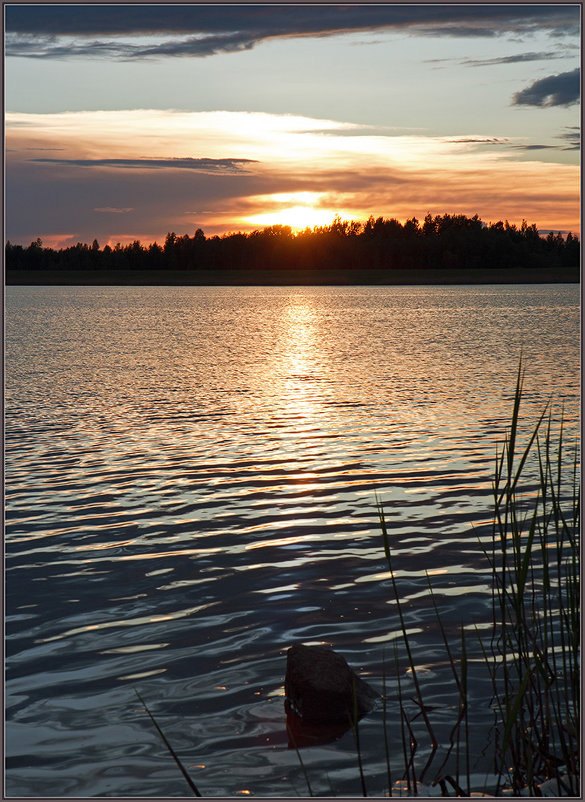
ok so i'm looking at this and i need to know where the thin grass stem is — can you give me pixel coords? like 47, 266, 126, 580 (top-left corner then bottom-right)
134, 689, 202, 797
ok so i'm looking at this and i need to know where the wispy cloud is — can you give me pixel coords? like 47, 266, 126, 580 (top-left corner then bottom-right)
510, 144, 556, 151
31, 156, 258, 173
444, 137, 509, 144
462, 51, 567, 67
5, 108, 580, 245
426, 48, 576, 69
5, 5, 580, 60
5, 31, 261, 60
445, 133, 579, 154
558, 126, 580, 150
513, 68, 581, 107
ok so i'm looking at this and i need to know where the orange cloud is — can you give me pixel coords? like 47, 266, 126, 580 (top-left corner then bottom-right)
5, 109, 580, 244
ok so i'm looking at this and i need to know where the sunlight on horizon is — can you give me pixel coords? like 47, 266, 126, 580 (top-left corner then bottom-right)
243, 190, 358, 232
5, 108, 581, 241
244, 206, 340, 231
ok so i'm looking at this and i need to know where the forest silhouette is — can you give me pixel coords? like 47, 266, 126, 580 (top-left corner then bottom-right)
5, 213, 580, 284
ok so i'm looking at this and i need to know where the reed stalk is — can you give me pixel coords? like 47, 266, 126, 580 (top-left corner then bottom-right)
286, 720, 314, 796
351, 676, 368, 796
134, 689, 202, 797
378, 497, 438, 783
145, 367, 578, 797
381, 649, 393, 795
379, 364, 579, 796
481, 367, 580, 795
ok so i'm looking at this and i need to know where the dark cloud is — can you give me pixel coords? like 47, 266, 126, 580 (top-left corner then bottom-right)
446, 132, 580, 153
512, 68, 580, 107
6, 30, 260, 60
427, 47, 575, 69
5, 157, 277, 243
462, 50, 566, 67
510, 144, 557, 150
558, 127, 580, 150
6, 142, 579, 245
447, 128, 581, 153
444, 137, 509, 144
29, 156, 258, 173
5, 5, 580, 60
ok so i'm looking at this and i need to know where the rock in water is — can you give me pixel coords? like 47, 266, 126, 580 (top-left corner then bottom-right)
285, 643, 379, 725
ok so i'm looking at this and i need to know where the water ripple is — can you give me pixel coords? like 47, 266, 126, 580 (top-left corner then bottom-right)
5, 284, 579, 797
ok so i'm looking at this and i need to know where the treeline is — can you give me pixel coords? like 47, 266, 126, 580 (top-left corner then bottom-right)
5, 213, 580, 280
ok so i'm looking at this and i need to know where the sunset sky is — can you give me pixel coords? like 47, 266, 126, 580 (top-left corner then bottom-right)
5, 3, 581, 248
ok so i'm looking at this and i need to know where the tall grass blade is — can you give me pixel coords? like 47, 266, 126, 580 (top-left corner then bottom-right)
351, 677, 368, 796
134, 689, 202, 797
286, 721, 313, 797
377, 498, 438, 781
381, 650, 393, 795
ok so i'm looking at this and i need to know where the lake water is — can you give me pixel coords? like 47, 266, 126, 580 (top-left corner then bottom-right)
5, 284, 580, 797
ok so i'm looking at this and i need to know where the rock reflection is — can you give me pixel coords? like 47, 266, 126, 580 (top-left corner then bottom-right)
285, 705, 352, 749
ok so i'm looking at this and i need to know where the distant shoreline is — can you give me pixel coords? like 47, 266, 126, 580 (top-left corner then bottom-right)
6, 266, 581, 286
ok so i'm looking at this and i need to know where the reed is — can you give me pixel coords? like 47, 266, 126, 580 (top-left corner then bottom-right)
379, 365, 580, 796
481, 365, 580, 795
286, 720, 314, 797
138, 369, 578, 797
134, 689, 202, 797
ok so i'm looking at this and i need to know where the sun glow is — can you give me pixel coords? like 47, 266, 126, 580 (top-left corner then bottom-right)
246, 205, 340, 231
243, 191, 353, 232
5, 109, 580, 242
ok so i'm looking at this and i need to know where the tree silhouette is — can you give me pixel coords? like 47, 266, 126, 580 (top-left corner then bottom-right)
5, 213, 580, 284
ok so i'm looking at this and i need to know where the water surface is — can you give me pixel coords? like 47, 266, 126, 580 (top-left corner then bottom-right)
6, 284, 580, 796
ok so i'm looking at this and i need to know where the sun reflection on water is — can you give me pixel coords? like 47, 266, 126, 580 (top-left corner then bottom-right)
5, 285, 580, 798
277, 298, 325, 422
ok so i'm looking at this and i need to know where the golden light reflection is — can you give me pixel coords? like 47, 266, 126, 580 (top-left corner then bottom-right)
117, 668, 167, 680
253, 583, 300, 594
100, 642, 169, 654
74, 538, 138, 552
35, 601, 218, 642
244, 533, 314, 551
278, 299, 323, 421
364, 629, 423, 644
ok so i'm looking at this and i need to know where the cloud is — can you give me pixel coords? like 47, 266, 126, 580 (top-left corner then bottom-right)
5, 5, 580, 60
445, 133, 578, 154
462, 51, 567, 67
558, 127, 580, 150
444, 137, 509, 144
5, 108, 580, 244
30, 156, 258, 173
5, 31, 261, 60
8, 152, 580, 245
427, 46, 577, 69
512, 68, 580, 107
510, 144, 557, 151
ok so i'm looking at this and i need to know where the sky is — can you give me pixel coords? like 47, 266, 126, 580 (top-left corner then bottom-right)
4, 3, 581, 248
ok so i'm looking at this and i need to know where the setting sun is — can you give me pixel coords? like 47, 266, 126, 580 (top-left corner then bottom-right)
243, 191, 356, 232
245, 205, 341, 231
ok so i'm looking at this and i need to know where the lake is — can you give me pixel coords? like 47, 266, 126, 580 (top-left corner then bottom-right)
5, 284, 580, 797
